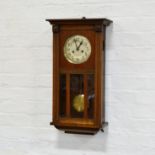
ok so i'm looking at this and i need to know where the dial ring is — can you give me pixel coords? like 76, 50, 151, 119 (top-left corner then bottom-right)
64, 35, 91, 64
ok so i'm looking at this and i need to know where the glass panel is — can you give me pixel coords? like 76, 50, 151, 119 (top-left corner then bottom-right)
87, 74, 95, 119
59, 74, 66, 117
70, 74, 84, 118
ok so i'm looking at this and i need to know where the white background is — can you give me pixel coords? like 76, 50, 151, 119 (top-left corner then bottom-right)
0, 0, 155, 155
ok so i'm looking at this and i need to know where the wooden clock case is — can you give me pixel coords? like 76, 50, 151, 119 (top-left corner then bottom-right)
46, 18, 112, 134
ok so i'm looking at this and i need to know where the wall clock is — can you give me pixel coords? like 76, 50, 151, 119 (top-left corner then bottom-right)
46, 17, 112, 134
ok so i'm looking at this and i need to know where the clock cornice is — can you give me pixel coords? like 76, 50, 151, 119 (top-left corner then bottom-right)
46, 18, 112, 26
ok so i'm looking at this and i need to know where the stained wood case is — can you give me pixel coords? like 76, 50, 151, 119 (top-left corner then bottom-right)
46, 18, 112, 134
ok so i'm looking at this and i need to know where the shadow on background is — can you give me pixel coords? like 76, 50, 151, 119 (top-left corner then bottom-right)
56, 125, 109, 152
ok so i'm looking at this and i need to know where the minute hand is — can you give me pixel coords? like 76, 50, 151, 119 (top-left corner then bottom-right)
74, 39, 78, 49
77, 41, 83, 51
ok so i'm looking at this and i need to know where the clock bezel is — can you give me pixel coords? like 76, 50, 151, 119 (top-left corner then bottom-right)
63, 34, 92, 64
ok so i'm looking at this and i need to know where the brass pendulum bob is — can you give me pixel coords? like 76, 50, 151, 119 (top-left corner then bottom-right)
73, 94, 84, 112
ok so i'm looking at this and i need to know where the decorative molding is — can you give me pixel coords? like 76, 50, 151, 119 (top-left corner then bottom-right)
94, 25, 103, 32
52, 24, 60, 33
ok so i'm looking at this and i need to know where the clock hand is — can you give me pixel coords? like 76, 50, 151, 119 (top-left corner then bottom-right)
77, 41, 83, 51
73, 39, 78, 50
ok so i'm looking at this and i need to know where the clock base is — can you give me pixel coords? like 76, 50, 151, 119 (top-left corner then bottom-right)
56, 126, 99, 135
64, 130, 96, 135
50, 121, 108, 135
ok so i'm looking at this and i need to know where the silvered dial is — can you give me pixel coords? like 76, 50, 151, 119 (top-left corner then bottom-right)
64, 35, 91, 64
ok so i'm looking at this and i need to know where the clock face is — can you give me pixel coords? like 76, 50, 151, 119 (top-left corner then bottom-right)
64, 35, 91, 64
